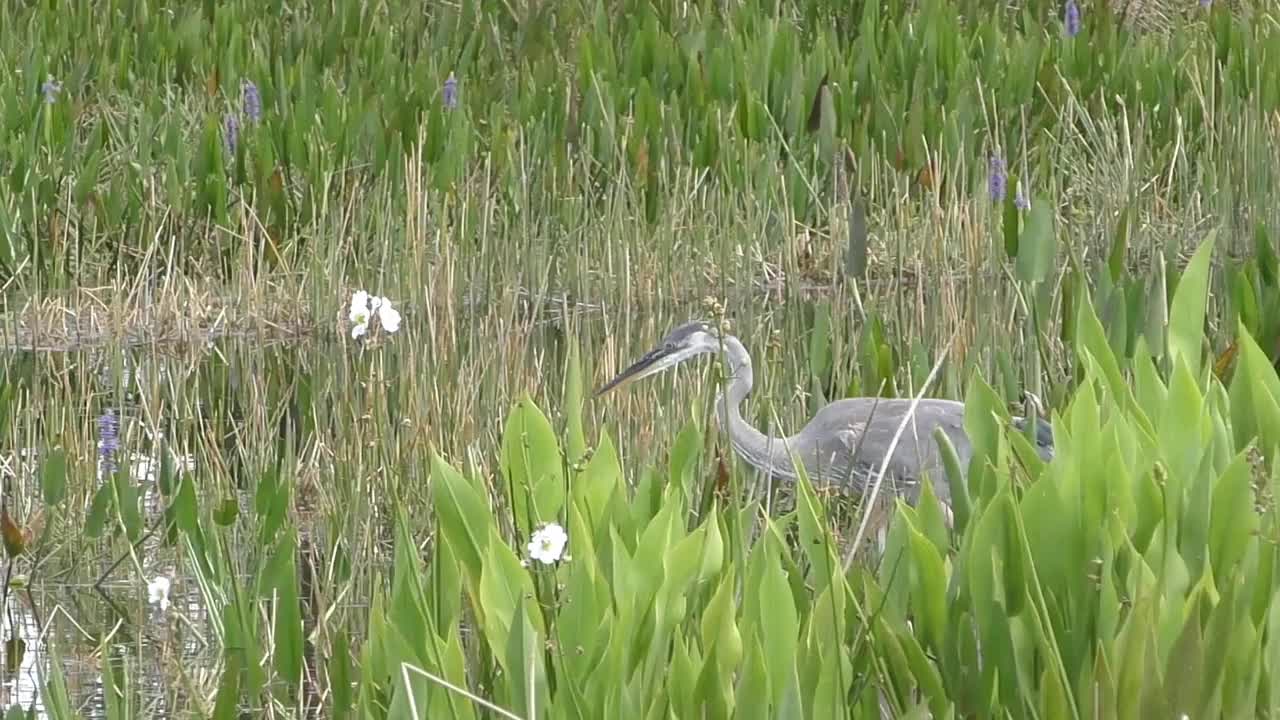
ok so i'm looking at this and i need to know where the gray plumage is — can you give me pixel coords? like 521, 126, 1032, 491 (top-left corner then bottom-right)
596, 321, 1054, 509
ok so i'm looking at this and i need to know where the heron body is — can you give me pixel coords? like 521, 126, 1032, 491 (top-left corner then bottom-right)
596, 321, 1054, 509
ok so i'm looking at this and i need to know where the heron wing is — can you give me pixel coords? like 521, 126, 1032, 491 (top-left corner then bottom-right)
805, 398, 970, 503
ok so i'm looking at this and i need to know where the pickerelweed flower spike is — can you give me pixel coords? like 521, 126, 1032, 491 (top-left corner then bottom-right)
1064, 0, 1081, 37
242, 80, 262, 123
224, 113, 240, 154
98, 409, 119, 477
1014, 180, 1030, 210
988, 155, 1007, 203
443, 72, 458, 110
41, 76, 62, 104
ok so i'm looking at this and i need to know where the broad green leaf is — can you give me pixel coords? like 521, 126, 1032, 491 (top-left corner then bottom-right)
573, 432, 622, 537
1165, 593, 1206, 718
906, 520, 947, 652
430, 452, 493, 583
1015, 199, 1055, 284
501, 395, 566, 539
477, 528, 541, 664
1168, 233, 1216, 380
759, 538, 799, 711
39, 447, 66, 506
667, 418, 703, 505
503, 597, 550, 717
84, 483, 114, 539
259, 529, 304, 693
736, 637, 772, 720
1208, 452, 1256, 582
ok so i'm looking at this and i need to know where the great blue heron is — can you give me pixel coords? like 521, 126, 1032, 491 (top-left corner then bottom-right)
596, 321, 1054, 511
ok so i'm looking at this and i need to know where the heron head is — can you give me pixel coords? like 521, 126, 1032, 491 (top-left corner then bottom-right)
595, 321, 722, 396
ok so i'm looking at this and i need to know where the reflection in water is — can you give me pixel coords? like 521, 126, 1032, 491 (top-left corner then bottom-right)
0, 597, 45, 714
1, 348, 214, 718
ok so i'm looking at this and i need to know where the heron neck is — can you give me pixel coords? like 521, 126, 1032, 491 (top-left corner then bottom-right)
714, 335, 795, 479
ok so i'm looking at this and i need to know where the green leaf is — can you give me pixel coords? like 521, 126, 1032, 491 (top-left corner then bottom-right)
1168, 233, 1216, 380
329, 632, 354, 719
258, 529, 304, 692
934, 426, 971, 535
667, 418, 703, 505
84, 483, 114, 539
736, 637, 772, 720
431, 452, 493, 584
1002, 188, 1021, 260
101, 640, 131, 720
501, 395, 566, 540
573, 432, 623, 537
477, 528, 540, 664
906, 519, 948, 652
1165, 594, 1206, 719
563, 342, 587, 463
1145, 251, 1169, 361
211, 650, 242, 720
758, 537, 799, 711
1108, 203, 1132, 282
1208, 452, 1257, 582
1015, 199, 1055, 284
213, 497, 239, 526
809, 302, 833, 392
503, 596, 550, 717
39, 447, 66, 506
113, 468, 143, 543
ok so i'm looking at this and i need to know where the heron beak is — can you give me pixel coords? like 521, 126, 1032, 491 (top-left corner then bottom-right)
594, 346, 675, 397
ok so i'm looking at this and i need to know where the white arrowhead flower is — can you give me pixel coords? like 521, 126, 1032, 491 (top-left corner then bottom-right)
527, 522, 569, 565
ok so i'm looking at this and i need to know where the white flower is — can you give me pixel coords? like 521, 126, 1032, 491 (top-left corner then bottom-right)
376, 297, 402, 333
148, 576, 171, 612
348, 290, 401, 338
349, 291, 372, 339
527, 522, 568, 565
349, 291, 371, 323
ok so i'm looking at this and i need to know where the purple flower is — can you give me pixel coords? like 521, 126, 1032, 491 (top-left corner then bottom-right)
1064, 0, 1081, 37
224, 113, 240, 154
41, 76, 62, 104
443, 72, 458, 110
988, 154, 1007, 202
242, 80, 262, 123
1014, 182, 1030, 210
98, 409, 119, 476
1200, 0, 1211, 7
